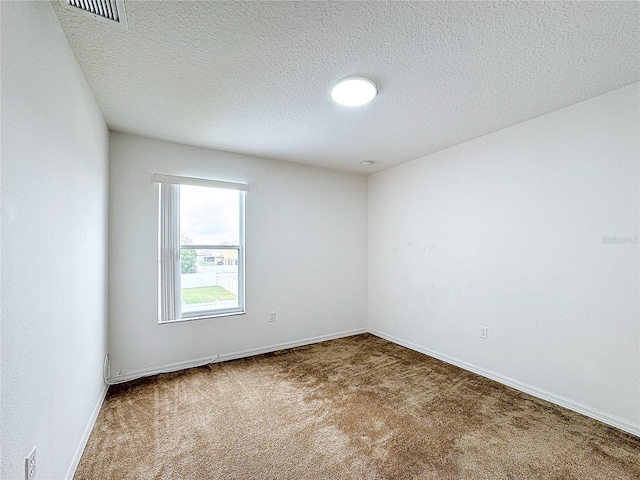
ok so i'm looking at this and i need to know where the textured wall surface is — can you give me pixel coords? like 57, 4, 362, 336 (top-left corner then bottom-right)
368, 83, 640, 433
53, 1, 639, 173
1, 2, 109, 478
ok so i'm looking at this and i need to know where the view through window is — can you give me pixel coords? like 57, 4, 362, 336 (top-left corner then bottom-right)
178, 184, 244, 318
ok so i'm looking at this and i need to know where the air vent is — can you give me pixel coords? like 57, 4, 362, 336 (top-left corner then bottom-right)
59, 0, 128, 28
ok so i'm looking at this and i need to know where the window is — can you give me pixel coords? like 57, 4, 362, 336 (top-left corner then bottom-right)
155, 174, 246, 322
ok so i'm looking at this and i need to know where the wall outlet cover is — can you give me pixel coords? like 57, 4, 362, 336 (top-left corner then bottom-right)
25, 447, 36, 480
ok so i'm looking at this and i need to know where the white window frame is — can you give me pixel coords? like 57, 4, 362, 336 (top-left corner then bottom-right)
154, 174, 247, 323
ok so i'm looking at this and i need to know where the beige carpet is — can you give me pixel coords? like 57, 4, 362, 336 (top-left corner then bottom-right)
75, 334, 639, 479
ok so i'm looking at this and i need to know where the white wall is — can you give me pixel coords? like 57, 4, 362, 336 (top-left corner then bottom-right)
368, 83, 640, 433
1, 2, 109, 479
108, 133, 367, 376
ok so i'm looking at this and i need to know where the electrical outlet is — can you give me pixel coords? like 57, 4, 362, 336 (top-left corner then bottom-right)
270, 311, 276, 322
25, 447, 36, 480
103, 353, 110, 382
480, 326, 488, 340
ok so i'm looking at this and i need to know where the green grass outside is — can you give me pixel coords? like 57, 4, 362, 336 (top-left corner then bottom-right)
182, 285, 237, 304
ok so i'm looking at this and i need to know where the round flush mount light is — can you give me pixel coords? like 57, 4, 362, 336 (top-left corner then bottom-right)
361, 160, 375, 167
331, 76, 377, 106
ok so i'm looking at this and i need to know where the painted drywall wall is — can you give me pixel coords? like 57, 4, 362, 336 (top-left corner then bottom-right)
108, 132, 367, 376
1, 1, 109, 479
368, 83, 640, 432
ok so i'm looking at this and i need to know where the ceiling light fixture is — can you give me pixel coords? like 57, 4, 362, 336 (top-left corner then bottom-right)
331, 76, 377, 107
361, 160, 375, 167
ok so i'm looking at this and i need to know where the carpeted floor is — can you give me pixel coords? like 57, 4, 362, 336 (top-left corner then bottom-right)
75, 334, 639, 479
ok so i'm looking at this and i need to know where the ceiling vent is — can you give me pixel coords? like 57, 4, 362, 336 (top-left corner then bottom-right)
58, 0, 128, 28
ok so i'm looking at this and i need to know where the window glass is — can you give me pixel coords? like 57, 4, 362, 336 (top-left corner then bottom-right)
180, 185, 239, 245
158, 180, 245, 322
179, 185, 243, 318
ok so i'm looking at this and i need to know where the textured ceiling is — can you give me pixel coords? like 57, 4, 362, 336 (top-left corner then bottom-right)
52, 1, 639, 174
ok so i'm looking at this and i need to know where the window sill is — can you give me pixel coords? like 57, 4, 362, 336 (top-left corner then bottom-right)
159, 310, 245, 324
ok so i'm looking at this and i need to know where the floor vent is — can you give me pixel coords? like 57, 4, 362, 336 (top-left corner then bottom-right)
59, 0, 128, 28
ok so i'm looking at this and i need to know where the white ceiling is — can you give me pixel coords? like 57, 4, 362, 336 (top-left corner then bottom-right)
52, 1, 639, 174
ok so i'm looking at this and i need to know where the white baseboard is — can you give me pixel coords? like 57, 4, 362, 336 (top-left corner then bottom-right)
215, 327, 368, 362
368, 328, 640, 438
65, 383, 108, 480
107, 327, 368, 385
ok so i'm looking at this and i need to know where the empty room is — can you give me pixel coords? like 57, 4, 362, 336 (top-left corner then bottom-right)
1, 1, 638, 479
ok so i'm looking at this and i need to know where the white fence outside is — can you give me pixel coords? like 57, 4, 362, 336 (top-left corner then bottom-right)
181, 265, 238, 295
